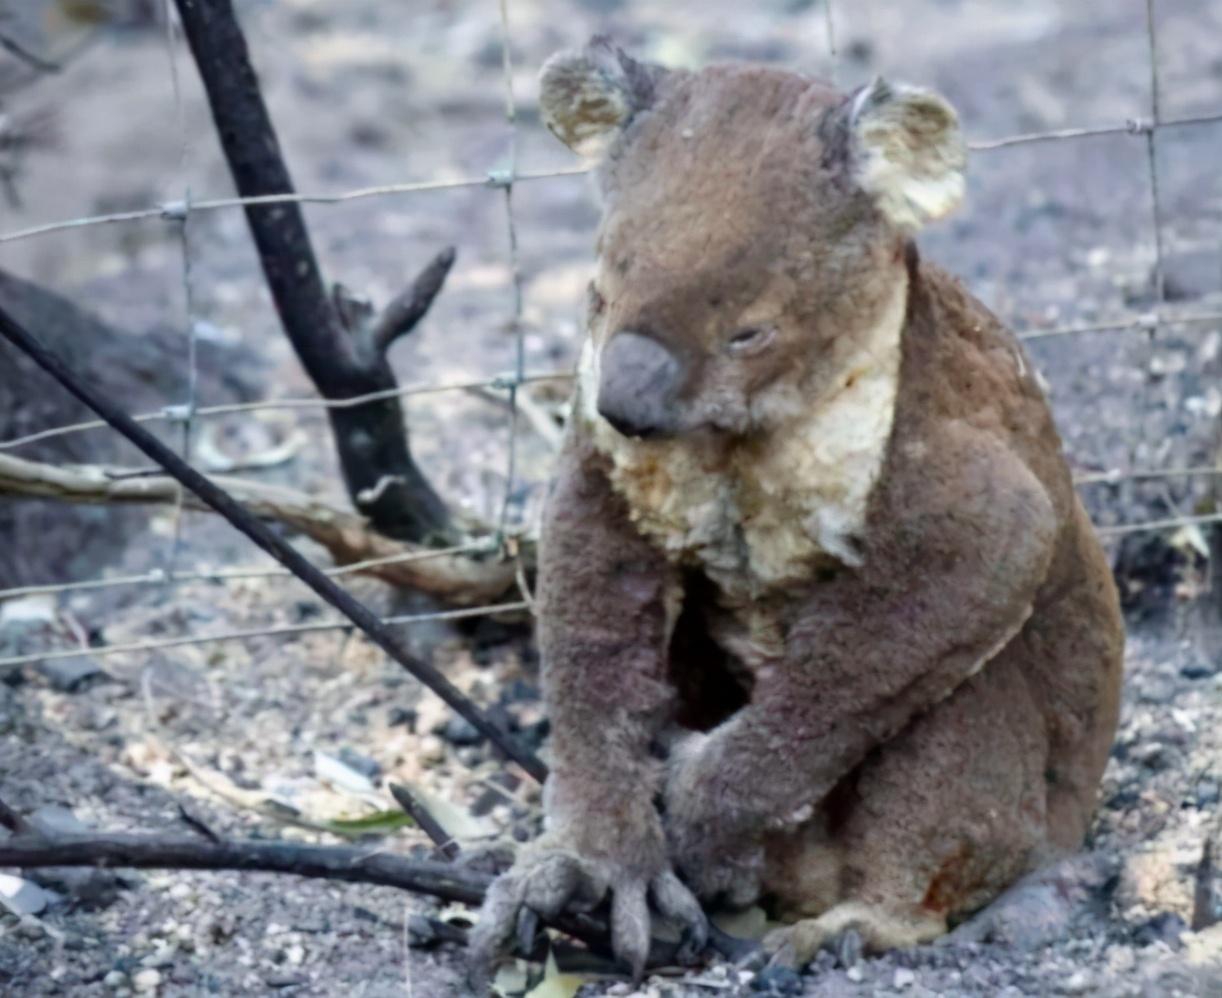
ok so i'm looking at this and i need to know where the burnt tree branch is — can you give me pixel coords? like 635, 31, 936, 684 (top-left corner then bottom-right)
389, 783, 460, 860
369, 247, 457, 357
0, 301, 546, 783
0, 818, 733, 969
171, 0, 451, 543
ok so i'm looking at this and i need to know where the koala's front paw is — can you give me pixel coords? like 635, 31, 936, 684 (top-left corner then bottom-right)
469, 836, 707, 983
665, 733, 765, 908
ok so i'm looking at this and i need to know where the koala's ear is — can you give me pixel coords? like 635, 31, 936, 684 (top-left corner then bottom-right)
539, 37, 663, 157
847, 77, 966, 230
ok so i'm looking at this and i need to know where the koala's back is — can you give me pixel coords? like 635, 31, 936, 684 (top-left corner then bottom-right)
877, 252, 1124, 848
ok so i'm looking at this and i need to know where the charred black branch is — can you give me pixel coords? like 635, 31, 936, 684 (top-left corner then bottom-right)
0, 302, 547, 784
170, 0, 451, 542
389, 783, 460, 860
369, 248, 457, 357
0, 822, 724, 969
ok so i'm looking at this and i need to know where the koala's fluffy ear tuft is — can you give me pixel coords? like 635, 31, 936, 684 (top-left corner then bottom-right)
848, 77, 966, 230
539, 37, 662, 157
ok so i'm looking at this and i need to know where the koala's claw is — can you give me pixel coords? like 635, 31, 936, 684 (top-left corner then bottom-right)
470, 844, 708, 982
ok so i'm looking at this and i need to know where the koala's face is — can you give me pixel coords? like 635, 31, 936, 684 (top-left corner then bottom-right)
540, 40, 966, 439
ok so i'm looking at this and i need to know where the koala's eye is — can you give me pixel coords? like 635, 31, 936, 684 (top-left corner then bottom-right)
587, 283, 606, 316
726, 326, 776, 356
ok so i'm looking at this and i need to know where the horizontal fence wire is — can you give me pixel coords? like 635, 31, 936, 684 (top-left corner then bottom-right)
0, 540, 495, 601
0, 600, 531, 672
1, 0, 1220, 672
2, 114, 1221, 247
0, 372, 572, 452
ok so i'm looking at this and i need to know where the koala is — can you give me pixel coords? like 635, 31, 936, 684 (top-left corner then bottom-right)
473, 38, 1124, 978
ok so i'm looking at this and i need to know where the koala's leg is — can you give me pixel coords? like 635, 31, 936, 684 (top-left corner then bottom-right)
762, 640, 1051, 967
472, 434, 705, 982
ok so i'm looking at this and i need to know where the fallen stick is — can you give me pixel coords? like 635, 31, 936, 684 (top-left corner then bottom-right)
0, 822, 738, 968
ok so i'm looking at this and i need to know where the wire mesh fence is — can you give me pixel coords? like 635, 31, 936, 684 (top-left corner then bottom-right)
0, 0, 1220, 670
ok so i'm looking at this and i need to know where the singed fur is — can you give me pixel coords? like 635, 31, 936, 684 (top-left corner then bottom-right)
578, 278, 906, 579
473, 40, 1125, 981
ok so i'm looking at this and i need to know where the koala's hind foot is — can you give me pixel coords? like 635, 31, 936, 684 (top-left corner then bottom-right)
762, 901, 946, 968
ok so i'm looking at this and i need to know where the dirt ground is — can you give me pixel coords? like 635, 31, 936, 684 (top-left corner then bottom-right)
1, 0, 1221, 995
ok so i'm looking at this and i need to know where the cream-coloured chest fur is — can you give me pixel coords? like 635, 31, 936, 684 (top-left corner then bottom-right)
577, 286, 907, 600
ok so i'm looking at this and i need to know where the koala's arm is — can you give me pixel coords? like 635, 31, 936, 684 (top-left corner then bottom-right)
667, 424, 1058, 893
535, 432, 681, 850
473, 430, 704, 979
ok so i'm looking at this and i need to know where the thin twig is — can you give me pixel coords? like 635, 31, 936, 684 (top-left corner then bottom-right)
370, 247, 457, 356
1192, 838, 1217, 932
0, 32, 60, 74
0, 797, 30, 834
389, 784, 460, 860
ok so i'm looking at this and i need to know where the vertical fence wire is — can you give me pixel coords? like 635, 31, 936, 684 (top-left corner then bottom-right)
494, 0, 527, 550
160, 0, 199, 582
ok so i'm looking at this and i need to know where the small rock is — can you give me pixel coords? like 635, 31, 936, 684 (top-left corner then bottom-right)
1133, 912, 1187, 948
103, 970, 127, 988
846, 965, 864, 983
387, 706, 417, 730
1180, 662, 1216, 681
750, 965, 803, 994
1061, 969, 1092, 994
0, 873, 53, 916
1195, 781, 1220, 809
132, 968, 161, 992
0, 595, 56, 626
337, 746, 381, 781
418, 735, 446, 765
35, 656, 108, 692
439, 715, 482, 747
893, 967, 916, 989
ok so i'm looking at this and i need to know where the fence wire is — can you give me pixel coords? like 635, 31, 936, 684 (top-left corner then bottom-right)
1, 0, 1221, 670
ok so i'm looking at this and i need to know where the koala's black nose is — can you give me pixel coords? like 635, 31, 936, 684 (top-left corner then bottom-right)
597, 331, 682, 439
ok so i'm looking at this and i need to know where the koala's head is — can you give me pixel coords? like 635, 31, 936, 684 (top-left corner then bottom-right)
540, 38, 966, 440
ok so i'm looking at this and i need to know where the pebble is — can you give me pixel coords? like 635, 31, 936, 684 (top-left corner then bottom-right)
846, 965, 865, 982
750, 965, 802, 994
386, 706, 417, 729
103, 970, 127, 988
132, 968, 162, 992
1061, 969, 1092, 994
893, 967, 916, 989
35, 657, 107, 692
440, 715, 482, 746
337, 746, 381, 781
417, 735, 446, 764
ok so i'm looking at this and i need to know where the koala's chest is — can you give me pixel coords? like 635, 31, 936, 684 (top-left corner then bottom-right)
584, 371, 899, 598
